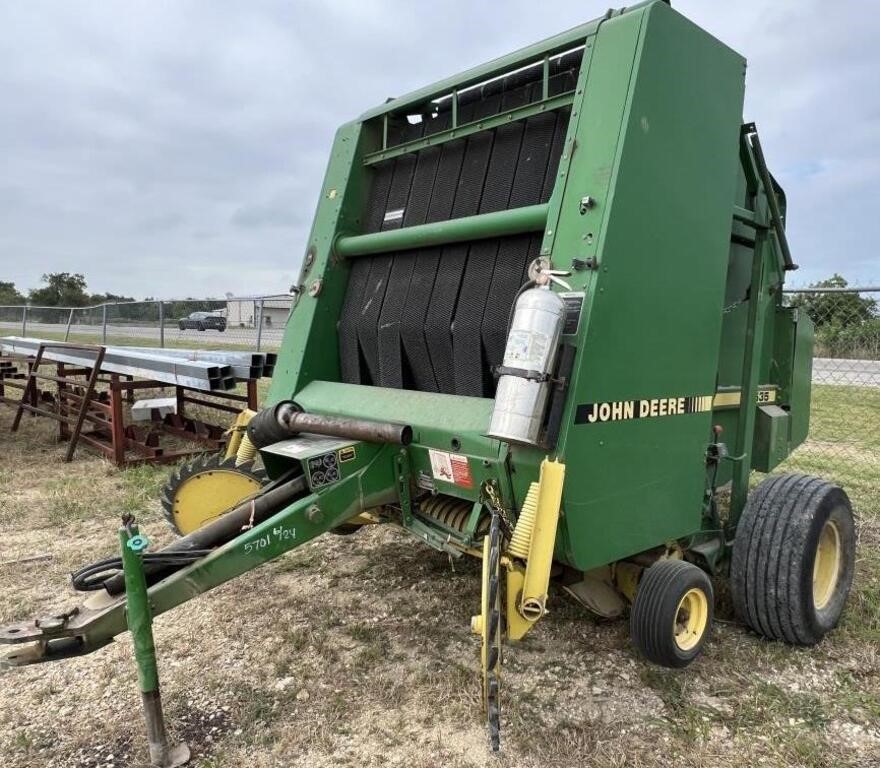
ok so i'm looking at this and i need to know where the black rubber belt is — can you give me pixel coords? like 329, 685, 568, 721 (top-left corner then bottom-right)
356, 143, 421, 383
424, 90, 501, 394
338, 160, 393, 383
377, 149, 437, 386
338, 53, 581, 394
452, 81, 531, 396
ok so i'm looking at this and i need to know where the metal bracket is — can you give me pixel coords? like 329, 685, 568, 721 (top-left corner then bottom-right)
396, 449, 413, 526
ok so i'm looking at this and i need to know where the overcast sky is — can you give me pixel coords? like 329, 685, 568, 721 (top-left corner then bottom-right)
1, 0, 877, 300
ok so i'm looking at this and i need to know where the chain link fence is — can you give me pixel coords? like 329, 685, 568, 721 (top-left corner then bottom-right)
780, 286, 879, 483
0, 295, 291, 352
1, 288, 877, 472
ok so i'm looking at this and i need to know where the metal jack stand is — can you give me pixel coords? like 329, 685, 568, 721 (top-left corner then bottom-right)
120, 516, 191, 768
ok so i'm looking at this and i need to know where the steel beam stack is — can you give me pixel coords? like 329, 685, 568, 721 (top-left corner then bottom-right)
0, 337, 255, 392
107, 347, 277, 380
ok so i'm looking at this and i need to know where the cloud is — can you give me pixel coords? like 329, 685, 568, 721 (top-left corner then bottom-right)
231, 187, 311, 230
136, 213, 185, 233
0, 0, 877, 299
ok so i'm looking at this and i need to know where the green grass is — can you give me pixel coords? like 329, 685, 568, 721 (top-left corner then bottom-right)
43, 474, 111, 524
1, 373, 877, 768
10, 328, 278, 353
805, 383, 880, 452
118, 463, 169, 513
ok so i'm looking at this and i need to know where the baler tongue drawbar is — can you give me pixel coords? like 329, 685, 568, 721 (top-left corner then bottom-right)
0, 476, 308, 665
0, 407, 414, 667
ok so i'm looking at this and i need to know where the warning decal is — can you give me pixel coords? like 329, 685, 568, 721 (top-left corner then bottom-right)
428, 449, 474, 489
559, 291, 585, 335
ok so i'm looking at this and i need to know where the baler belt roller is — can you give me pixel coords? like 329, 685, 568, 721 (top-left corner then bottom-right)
365, 90, 577, 165
334, 203, 549, 258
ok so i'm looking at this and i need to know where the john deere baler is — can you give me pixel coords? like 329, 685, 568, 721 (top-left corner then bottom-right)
1, 0, 855, 757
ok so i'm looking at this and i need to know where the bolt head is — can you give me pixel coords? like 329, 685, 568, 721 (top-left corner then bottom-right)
308, 280, 322, 297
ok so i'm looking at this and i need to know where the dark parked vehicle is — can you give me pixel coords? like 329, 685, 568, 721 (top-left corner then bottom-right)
178, 312, 227, 332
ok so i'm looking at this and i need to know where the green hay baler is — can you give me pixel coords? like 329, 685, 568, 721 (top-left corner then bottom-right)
1, 0, 855, 756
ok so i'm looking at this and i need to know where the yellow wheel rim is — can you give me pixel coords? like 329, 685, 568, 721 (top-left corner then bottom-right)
673, 588, 709, 651
813, 520, 841, 610
173, 470, 264, 535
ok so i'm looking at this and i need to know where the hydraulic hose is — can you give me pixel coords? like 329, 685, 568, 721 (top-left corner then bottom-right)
72, 551, 212, 592
79, 474, 307, 596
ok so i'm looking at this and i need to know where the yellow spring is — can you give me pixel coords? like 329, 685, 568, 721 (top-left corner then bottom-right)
508, 482, 540, 559
234, 434, 258, 466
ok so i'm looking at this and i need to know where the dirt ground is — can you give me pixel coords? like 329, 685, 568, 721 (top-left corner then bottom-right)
0, 389, 878, 768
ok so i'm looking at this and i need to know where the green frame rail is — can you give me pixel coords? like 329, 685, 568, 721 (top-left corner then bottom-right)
334, 204, 549, 258
365, 91, 576, 165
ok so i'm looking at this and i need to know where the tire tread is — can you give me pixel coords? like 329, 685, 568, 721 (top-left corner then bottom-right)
631, 559, 713, 668
731, 472, 854, 646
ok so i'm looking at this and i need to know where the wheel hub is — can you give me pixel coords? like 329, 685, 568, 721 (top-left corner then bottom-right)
673, 587, 708, 651
813, 519, 841, 610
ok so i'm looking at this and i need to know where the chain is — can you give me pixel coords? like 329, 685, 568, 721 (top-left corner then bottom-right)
486, 512, 502, 752
482, 481, 514, 535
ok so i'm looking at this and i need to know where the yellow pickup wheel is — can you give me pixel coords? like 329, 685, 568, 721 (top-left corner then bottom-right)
630, 559, 714, 668
161, 454, 268, 536
730, 473, 855, 645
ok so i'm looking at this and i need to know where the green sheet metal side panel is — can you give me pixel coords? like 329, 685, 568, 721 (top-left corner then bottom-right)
267, 121, 370, 406
293, 381, 499, 456
551, 3, 746, 570
789, 309, 814, 447
293, 381, 507, 504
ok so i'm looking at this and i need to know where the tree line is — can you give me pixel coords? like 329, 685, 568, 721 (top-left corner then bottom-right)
1, 272, 876, 354
788, 274, 878, 358
0, 273, 224, 322
0, 272, 136, 307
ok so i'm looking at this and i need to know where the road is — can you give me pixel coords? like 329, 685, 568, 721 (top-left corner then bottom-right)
812, 357, 880, 387
0, 320, 283, 350
1, 323, 878, 386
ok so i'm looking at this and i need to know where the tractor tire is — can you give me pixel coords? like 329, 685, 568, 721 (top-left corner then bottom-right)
631, 559, 714, 668
730, 473, 854, 646
178, 322, 185, 330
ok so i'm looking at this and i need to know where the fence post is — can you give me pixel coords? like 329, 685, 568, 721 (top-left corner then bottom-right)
21, 306, 27, 336
255, 298, 265, 352
158, 301, 165, 348
65, 308, 75, 341
102, 304, 108, 345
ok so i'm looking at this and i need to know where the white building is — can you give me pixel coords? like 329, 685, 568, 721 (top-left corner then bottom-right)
225, 294, 293, 328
